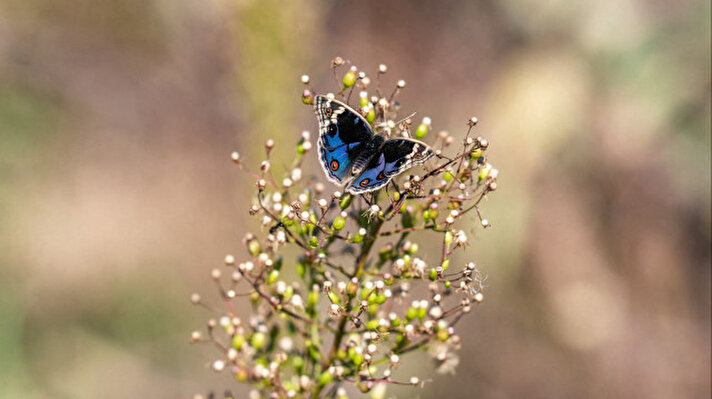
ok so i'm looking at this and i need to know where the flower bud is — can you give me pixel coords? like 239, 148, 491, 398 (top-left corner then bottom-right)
232, 333, 245, 350
250, 331, 266, 350
332, 215, 346, 230
479, 164, 492, 182
366, 106, 376, 124
415, 117, 431, 139
339, 193, 352, 209
359, 91, 369, 107
318, 369, 333, 386
342, 67, 358, 88
302, 89, 313, 105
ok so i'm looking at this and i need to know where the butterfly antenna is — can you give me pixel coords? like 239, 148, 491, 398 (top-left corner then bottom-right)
373, 112, 417, 136
395, 111, 417, 125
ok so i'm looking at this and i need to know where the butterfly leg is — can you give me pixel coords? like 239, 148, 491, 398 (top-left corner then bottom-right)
389, 179, 400, 193
359, 193, 378, 207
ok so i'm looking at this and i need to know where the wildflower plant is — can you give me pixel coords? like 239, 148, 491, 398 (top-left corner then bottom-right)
191, 58, 498, 399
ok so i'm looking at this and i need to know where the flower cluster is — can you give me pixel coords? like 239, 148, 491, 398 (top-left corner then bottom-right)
191, 58, 498, 399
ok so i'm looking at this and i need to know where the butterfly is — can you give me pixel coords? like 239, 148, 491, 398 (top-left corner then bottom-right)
314, 95, 435, 194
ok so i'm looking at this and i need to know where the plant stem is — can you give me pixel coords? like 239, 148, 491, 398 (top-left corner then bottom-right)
310, 216, 385, 399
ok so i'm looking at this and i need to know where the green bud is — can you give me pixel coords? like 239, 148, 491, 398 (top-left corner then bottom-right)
429, 268, 438, 281
479, 164, 492, 182
352, 233, 364, 244
366, 319, 379, 330
302, 89, 313, 105
339, 193, 353, 209
384, 274, 394, 285
332, 216, 346, 230
361, 288, 371, 300
442, 258, 450, 271
283, 285, 294, 301
307, 290, 319, 306
328, 291, 341, 305
366, 107, 376, 124
234, 368, 248, 382
470, 148, 483, 160
318, 370, 333, 386
282, 214, 295, 226
358, 381, 371, 393
415, 123, 429, 139
406, 306, 417, 321
374, 293, 387, 305
408, 243, 419, 254
267, 270, 280, 284
395, 333, 407, 345
417, 306, 427, 319
351, 351, 364, 367
309, 236, 319, 248
347, 280, 358, 296
448, 199, 463, 209
342, 70, 357, 88
368, 303, 380, 315
443, 170, 453, 182
232, 333, 245, 350
444, 280, 451, 288
250, 332, 266, 350
359, 95, 369, 107
297, 261, 306, 278
437, 329, 450, 341
445, 231, 453, 245
292, 354, 304, 371
248, 240, 261, 256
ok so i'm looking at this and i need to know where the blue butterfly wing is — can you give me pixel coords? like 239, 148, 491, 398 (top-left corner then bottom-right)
347, 138, 435, 194
315, 96, 375, 185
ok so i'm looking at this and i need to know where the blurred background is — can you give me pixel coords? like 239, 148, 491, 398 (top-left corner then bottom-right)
1, 0, 709, 398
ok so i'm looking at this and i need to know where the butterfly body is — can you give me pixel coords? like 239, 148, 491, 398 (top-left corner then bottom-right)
314, 95, 434, 194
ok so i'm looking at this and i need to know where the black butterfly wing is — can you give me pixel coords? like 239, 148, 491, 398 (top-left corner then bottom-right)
315, 95, 375, 185
347, 138, 435, 194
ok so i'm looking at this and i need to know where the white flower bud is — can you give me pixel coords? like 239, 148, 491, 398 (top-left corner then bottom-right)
212, 360, 225, 371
